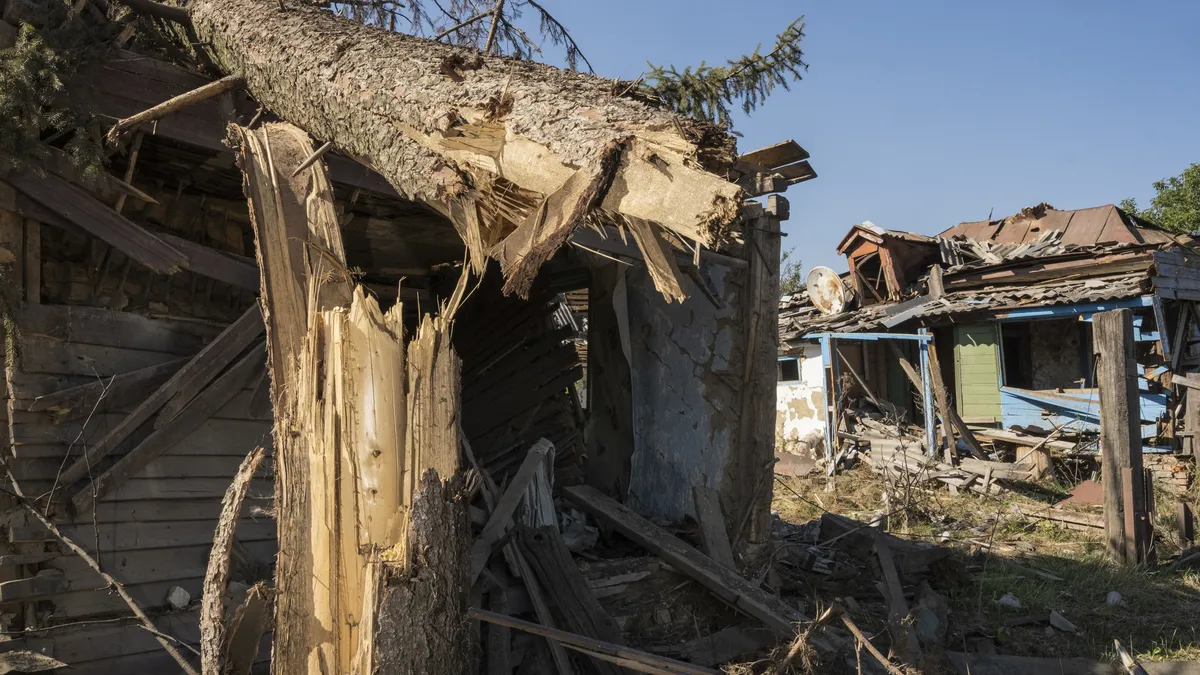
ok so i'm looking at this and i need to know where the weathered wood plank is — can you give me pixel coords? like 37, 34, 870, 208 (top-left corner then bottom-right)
157, 231, 260, 290
74, 346, 267, 510
12, 519, 275, 551
57, 304, 264, 490
1093, 309, 1145, 565
24, 358, 187, 419
16, 336, 183, 377
563, 485, 804, 634
692, 486, 737, 570
469, 440, 554, 582
12, 418, 272, 459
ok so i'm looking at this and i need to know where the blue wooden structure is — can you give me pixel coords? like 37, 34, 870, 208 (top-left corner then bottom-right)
807, 331, 936, 460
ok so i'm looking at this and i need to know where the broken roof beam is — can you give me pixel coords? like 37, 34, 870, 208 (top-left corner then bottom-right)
186, 0, 742, 295
734, 140, 816, 196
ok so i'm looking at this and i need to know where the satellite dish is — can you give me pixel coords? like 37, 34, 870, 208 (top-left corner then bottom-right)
807, 266, 850, 315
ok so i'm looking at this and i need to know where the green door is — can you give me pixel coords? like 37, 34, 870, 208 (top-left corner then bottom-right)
954, 323, 1002, 423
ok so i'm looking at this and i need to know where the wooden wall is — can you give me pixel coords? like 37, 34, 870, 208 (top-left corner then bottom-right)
0, 198, 274, 672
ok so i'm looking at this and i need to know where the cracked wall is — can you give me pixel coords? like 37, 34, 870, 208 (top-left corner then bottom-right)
624, 262, 743, 522
776, 343, 825, 454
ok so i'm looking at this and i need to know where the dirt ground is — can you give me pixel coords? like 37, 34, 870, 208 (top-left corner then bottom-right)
771, 463, 1200, 663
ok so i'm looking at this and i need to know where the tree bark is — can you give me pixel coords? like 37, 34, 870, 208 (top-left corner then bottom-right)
188, 0, 741, 297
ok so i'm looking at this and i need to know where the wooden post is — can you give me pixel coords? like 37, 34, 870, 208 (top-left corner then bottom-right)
731, 202, 783, 545
1093, 309, 1146, 565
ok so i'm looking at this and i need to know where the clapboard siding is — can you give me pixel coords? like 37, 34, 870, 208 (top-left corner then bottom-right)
16, 337, 186, 377
12, 455, 274, 481
51, 577, 207, 619
12, 418, 274, 459
66, 498, 270, 523
13, 520, 276, 550
9, 387, 264, 423
2, 299, 278, 666
48, 540, 278, 586
19, 304, 223, 353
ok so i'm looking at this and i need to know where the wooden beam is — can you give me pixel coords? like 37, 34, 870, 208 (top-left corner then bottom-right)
563, 485, 806, 635
74, 345, 265, 511
469, 439, 553, 582
57, 304, 264, 490
624, 215, 688, 303
1094, 309, 1146, 565
692, 486, 737, 570
888, 341, 985, 460
6, 168, 185, 273
470, 608, 722, 675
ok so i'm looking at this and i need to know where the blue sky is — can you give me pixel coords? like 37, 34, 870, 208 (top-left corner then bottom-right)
542, 1, 1200, 271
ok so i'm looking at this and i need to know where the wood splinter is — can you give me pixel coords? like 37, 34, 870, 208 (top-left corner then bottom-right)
107, 75, 245, 143
290, 140, 335, 177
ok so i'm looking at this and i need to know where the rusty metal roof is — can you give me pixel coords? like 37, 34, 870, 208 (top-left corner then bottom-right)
939, 203, 1175, 248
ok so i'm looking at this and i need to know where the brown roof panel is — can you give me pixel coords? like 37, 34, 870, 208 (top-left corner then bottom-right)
939, 204, 1171, 248
1058, 205, 1115, 246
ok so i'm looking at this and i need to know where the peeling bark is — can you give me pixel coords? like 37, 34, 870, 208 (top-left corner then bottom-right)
371, 471, 472, 675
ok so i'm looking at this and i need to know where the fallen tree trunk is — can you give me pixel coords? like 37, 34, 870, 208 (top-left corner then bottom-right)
188, 0, 741, 297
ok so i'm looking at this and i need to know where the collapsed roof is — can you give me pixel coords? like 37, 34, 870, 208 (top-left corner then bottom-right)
781, 204, 1193, 342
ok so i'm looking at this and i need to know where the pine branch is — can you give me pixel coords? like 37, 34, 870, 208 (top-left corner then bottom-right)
524, 0, 592, 72
641, 16, 807, 127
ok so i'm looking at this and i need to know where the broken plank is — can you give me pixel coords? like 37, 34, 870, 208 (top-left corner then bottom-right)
224, 582, 272, 675
470, 608, 721, 675
6, 168, 184, 273
157, 231, 261, 290
563, 485, 805, 635
518, 526, 625, 675
692, 486, 736, 570
469, 438, 554, 582
57, 303, 264, 489
74, 345, 266, 510
874, 536, 920, 663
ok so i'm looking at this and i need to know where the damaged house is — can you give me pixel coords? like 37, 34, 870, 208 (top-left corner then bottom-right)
0, 0, 829, 673
777, 203, 1198, 493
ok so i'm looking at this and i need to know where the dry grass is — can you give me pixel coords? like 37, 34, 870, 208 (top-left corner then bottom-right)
772, 464, 1200, 663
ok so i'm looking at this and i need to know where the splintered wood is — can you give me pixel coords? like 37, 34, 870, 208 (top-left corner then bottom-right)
237, 122, 467, 675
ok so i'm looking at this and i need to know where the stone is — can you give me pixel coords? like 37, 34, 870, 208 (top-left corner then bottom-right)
1106, 591, 1127, 607
995, 592, 1022, 610
1048, 610, 1077, 633
166, 585, 191, 610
